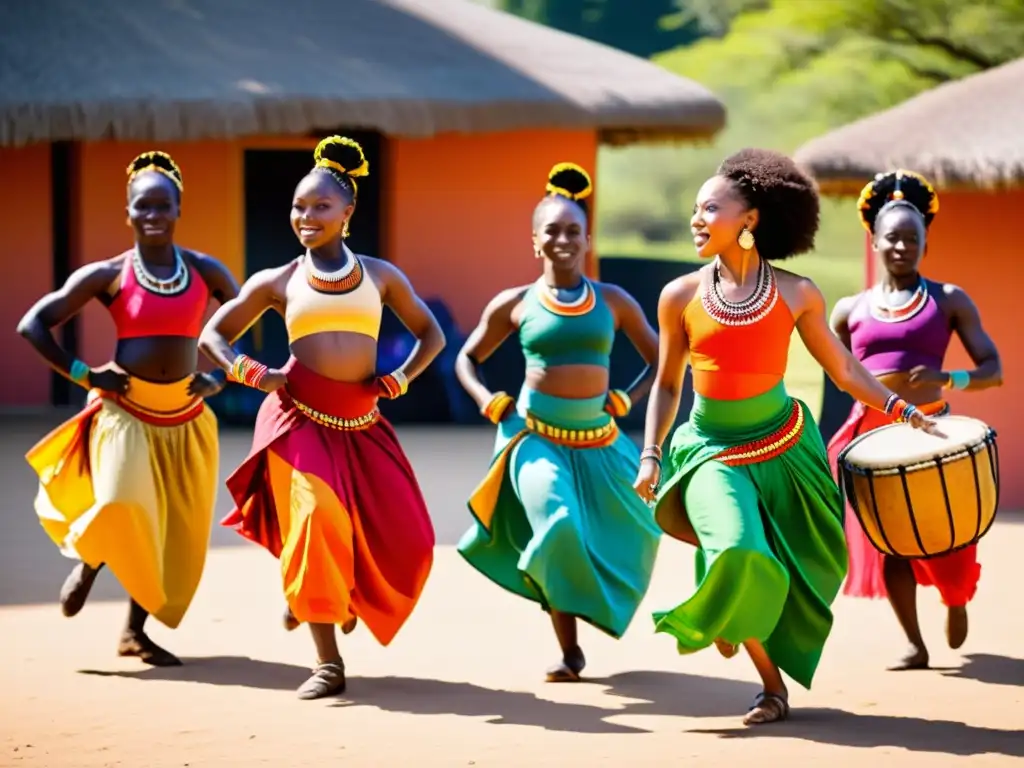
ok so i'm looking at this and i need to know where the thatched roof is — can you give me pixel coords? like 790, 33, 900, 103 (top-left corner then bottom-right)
0, 0, 725, 148
795, 56, 1024, 194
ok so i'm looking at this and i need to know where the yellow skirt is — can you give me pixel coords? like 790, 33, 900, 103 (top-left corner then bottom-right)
26, 376, 219, 629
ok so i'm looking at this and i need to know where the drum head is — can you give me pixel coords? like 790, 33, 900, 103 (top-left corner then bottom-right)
839, 415, 994, 472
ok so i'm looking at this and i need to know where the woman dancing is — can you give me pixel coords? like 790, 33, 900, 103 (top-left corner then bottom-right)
200, 136, 444, 700
827, 170, 1002, 670
457, 163, 662, 682
20, 151, 239, 666
633, 149, 940, 725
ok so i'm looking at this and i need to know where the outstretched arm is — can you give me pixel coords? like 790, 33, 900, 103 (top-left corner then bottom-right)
795, 278, 940, 433
375, 260, 446, 386
602, 284, 659, 408
454, 288, 522, 412
17, 261, 123, 390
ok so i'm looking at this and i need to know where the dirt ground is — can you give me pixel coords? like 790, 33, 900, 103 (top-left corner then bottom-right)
2, 417, 1022, 767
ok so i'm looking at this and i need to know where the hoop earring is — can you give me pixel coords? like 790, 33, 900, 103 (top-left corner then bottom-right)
738, 227, 755, 250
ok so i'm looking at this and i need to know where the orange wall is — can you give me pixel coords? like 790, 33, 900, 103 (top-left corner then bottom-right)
385, 129, 599, 331
0, 146, 53, 406
866, 190, 1024, 509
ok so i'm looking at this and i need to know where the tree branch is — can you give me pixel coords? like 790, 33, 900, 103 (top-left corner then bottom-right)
886, 24, 998, 70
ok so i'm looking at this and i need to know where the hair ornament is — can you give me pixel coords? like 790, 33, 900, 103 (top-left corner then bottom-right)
314, 136, 369, 178
126, 151, 183, 192
545, 162, 593, 202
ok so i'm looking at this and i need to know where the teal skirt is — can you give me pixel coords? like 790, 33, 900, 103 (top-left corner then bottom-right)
459, 388, 661, 638
652, 382, 848, 689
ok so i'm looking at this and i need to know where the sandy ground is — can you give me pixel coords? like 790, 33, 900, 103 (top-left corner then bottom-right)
2, 417, 1022, 767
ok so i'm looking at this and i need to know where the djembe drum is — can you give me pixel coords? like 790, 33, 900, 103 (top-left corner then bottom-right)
837, 415, 999, 558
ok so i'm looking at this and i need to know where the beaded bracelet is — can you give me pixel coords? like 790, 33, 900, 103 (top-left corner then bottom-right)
482, 391, 515, 424
229, 354, 269, 390
882, 393, 900, 416
378, 371, 409, 400
945, 370, 970, 391
640, 444, 663, 465
604, 389, 632, 418
69, 359, 91, 387
898, 403, 919, 423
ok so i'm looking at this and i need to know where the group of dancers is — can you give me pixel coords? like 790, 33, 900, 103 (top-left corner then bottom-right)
20, 138, 1002, 724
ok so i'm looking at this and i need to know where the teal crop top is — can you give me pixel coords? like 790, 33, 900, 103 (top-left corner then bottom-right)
519, 279, 614, 370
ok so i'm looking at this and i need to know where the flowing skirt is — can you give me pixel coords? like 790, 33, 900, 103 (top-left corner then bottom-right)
222, 358, 434, 646
826, 400, 980, 607
26, 376, 219, 629
652, 383, 847, 689
459, 388, 661, 639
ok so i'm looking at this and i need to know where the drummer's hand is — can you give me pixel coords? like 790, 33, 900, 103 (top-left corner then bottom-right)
907, 365, 948, 387
908, 408, 947, 438
633, 459, 662, 504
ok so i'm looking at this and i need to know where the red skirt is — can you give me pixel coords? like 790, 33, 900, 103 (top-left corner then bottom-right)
827, 400, 980, 607
223, 358, 435, 645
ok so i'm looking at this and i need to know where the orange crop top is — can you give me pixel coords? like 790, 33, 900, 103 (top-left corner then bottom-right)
107, 251, 210, 339
683, 268, 794, 400
285, 249, 383, 343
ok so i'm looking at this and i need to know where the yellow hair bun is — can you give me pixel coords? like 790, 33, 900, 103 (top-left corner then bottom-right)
126, 150, 183, 192
856, 168, 939, 232
314, 136, 369, 178
546, 162, 592, 202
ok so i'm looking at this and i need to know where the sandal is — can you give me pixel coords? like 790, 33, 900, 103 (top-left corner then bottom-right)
297, 660, 347, 700
743, 691, 789, 725
545, 646, 586, 683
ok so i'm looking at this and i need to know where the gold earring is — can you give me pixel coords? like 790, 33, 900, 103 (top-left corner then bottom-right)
342, 221, 351, 239
738, 227, 755, 250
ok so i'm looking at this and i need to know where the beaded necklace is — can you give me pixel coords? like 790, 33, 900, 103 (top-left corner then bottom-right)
304, 248, 363, 294
869, 277, 928, 323
702, 258, 778, 327
132, 246, 189, 296
535, 277, 596, 317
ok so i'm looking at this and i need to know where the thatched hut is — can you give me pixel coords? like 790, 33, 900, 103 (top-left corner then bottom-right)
0, 0, 724, 408
795, 56, 1024, 508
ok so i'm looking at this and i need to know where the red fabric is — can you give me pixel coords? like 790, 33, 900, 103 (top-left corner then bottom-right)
108, 255, 210, 339
223, 357, 435, 645
827, 401, 980, 607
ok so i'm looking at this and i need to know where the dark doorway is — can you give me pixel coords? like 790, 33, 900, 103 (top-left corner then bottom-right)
240, 132, 383, 370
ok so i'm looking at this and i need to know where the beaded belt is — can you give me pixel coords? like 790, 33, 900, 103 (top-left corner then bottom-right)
714, 400, 805, 467
292, 398, 380, 431
524, 413, 618, 449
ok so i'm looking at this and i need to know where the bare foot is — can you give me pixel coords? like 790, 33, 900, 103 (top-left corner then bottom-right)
743, 690, 789, 725
545, 645, 586, 683
59, 562, 100, 617
887, 644, 929, 671
946, 605, 968, 649
714, 637, 740, 658
117, 630, 182, 667
297, 660, 346, 700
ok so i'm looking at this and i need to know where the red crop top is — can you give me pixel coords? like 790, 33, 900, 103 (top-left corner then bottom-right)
107, 253, 210, 339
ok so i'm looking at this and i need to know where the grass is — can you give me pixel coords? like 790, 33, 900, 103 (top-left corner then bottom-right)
596, 198, 867, 415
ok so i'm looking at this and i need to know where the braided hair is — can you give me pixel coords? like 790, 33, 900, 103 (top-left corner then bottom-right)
309, 136, 369, 239
533, 162, 593, 229
126, 151, 183, 199
716, 148, 820, 261
857, 169, 939, 233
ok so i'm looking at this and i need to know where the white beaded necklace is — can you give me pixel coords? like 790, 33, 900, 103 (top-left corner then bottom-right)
132, 246, 188, 295
539, 277, 591, 308
304, 245, 357, 284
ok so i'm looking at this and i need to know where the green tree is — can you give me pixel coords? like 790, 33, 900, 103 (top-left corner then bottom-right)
496, 0, 703, 58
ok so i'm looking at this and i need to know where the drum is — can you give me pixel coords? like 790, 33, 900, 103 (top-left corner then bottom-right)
837, 415, 999, 559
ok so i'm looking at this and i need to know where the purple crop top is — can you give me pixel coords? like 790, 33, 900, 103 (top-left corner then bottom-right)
848, 288, 952, 374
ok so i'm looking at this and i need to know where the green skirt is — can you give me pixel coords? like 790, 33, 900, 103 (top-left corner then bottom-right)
652, 382, 847, 689
458, 387, 661, 639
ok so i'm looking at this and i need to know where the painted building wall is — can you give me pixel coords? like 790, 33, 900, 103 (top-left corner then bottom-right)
0, 146, 53, 406
865, 189, 1024, 508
